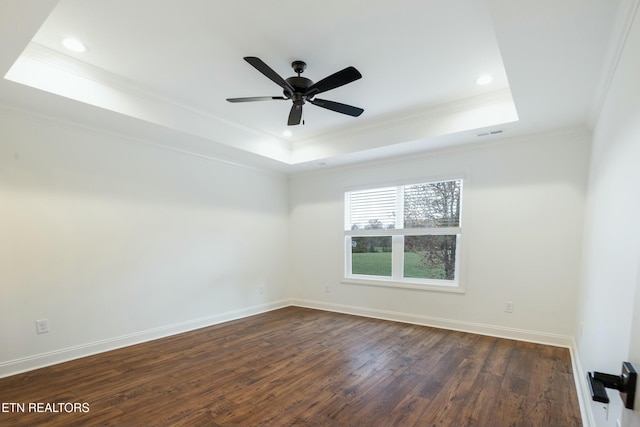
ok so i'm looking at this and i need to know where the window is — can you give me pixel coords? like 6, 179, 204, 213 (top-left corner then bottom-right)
344, 179, 463, 291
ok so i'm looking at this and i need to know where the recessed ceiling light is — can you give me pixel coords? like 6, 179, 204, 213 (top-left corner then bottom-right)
475, 74, 493, 86
282, 130, 293, 137
62, 37, 87, 53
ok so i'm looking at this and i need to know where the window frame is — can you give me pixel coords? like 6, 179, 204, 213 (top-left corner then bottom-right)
342, 177, 466, 293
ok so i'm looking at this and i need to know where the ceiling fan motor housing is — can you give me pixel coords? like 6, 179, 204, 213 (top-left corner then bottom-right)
285, 76, 313, 98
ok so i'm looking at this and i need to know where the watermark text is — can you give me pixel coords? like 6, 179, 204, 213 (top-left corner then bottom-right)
2, 402, 90, 413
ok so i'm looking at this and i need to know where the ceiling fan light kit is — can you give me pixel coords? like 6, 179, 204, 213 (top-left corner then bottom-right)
227, 57, 363, 126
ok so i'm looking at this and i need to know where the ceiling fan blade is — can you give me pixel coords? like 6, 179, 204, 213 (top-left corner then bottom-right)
306, 66, 362, 96
244, 57, 295, 95
309, 98, 364, 117
226, 96, 287, 103
288, 104, 303, 126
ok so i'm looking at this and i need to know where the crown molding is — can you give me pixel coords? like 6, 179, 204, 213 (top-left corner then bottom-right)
9, 43, 519, 168
291, 88, 516, 150
0, 100, 289, 177
289, 88, 518, 164
9, 42, 293, 163
587, 0, 640, 129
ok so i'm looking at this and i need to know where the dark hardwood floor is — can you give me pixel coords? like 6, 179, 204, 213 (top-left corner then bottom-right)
0, 306, 582, 426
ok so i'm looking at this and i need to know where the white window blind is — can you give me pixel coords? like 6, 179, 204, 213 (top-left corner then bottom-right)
346, 187, 397, 230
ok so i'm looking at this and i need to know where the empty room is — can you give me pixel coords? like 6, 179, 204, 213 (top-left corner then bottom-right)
1, 1, 640, 426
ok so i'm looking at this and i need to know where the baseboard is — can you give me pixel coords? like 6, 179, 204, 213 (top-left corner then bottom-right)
0, 299, 291, 379
1, 298, 589, 426
570, 340, 596, 427
291, 298, 574, 348
0, 297, 577, 378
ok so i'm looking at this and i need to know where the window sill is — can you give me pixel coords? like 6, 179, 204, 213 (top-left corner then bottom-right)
341, 277, 465, 294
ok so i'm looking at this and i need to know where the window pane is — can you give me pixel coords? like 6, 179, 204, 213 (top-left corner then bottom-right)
404, 180, 461, 228
404, 235, 457, 280
351, 236, 392, 276
347, 187, 397, 230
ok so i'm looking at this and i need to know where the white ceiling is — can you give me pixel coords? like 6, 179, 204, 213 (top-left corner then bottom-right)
0, 0, 623, 173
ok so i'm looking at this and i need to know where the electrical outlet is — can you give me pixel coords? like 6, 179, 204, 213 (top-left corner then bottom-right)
325, 285, 330, 293
35, 319, 49, 334
504, 301, 514, 313
258, 285, 264, 294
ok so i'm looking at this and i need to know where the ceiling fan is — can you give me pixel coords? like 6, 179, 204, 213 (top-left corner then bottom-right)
226, 57, 364, 126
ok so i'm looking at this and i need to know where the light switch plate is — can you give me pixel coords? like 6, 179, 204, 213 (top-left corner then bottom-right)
35, 319, 49, 334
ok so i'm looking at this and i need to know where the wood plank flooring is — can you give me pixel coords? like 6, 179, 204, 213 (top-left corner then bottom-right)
0, 307, 582, 426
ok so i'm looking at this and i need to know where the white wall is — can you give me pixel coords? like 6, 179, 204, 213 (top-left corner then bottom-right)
289, 131, 590, 343
0, 108, 290, 376
575, 3, 640, 426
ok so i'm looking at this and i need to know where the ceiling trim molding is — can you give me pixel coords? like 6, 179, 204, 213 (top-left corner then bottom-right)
0, 101, 288, 177
288, 89, 518, 164
21, 43, 287, 144
291, 125, 592, 178
291, 88, 516, 150
587, 0, 640, 129
8, 42, 519, 168
10, 43, 293, 162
